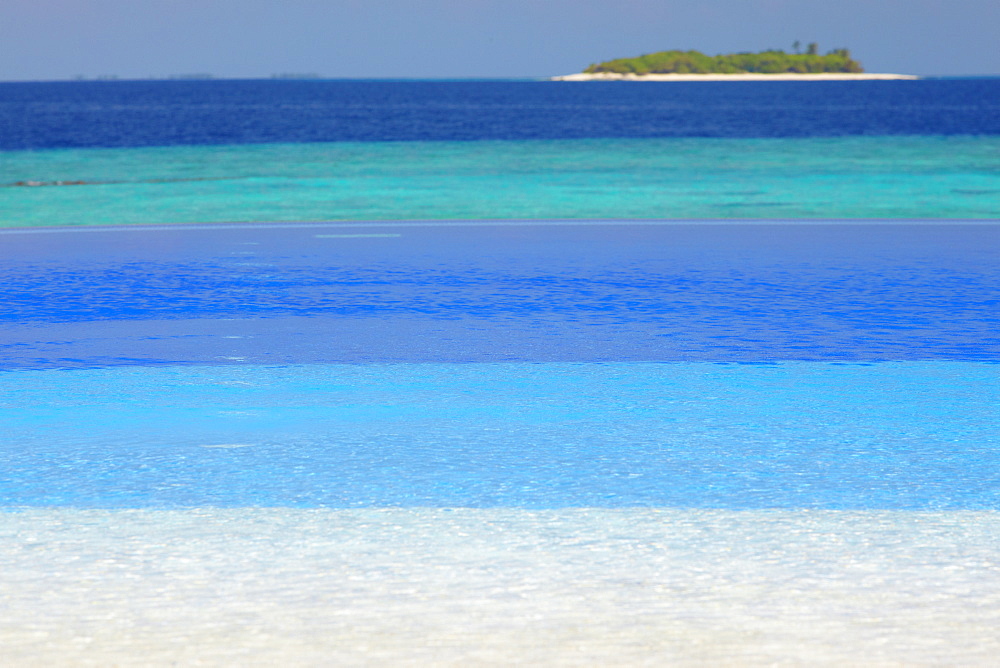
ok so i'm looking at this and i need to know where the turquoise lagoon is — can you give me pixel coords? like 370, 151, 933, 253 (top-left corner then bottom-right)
3, 136, 999, 226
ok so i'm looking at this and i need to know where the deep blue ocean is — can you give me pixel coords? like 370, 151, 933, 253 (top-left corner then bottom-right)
2, 78, 1000, 149
1, 79, 998, 509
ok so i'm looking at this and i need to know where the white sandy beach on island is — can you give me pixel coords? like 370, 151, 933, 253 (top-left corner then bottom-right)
552, 72, 921, 81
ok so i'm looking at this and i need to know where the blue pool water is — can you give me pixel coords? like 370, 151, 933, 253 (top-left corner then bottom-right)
3, 361, 998, 509
2, 222, 998, 366
1, 222, 997, 509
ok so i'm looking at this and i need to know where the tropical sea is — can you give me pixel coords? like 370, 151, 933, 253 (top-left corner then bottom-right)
1, 78, 999, 664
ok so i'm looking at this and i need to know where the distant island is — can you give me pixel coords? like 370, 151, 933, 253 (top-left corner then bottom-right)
553, 47, 919, 81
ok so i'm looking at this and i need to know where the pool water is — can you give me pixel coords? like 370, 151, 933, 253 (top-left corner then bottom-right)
1, 221, 998, 663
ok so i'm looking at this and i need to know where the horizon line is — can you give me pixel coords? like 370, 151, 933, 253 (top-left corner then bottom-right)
3, 73, 1000, 84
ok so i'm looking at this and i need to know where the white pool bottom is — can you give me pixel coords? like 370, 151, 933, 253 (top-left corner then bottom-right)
2, 509, 998, 666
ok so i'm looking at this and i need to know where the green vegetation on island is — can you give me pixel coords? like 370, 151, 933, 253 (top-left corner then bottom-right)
584, 45, 863, 75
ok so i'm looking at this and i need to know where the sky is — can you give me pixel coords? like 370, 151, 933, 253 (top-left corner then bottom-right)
2, 0, 998, 81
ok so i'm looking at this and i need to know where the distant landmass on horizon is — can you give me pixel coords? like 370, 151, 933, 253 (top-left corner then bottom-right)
581, 47, 864, 75
552, 47, 921, 81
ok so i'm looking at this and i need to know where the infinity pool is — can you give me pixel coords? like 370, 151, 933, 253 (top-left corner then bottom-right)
2, 220, 998, 664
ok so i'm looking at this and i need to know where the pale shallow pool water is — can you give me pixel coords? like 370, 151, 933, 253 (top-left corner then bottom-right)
1, 509, 999, 666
